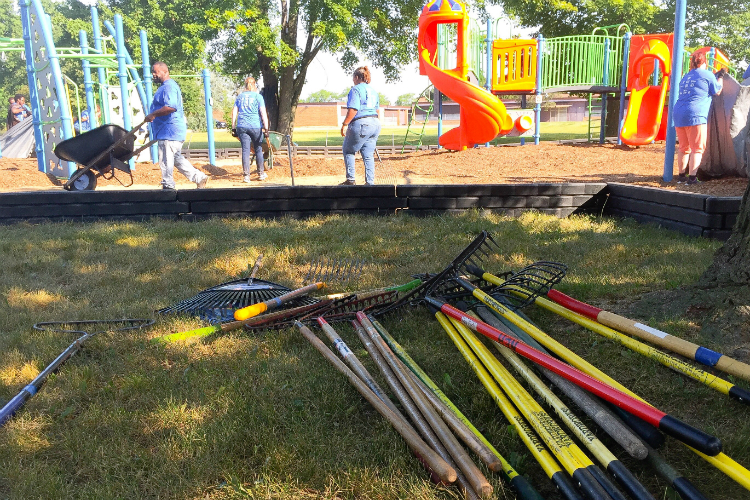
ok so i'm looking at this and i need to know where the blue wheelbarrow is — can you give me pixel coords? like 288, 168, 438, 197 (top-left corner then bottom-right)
54, 120, 156, 191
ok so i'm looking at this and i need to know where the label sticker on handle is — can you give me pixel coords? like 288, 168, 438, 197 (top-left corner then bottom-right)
634, 323, 668, 339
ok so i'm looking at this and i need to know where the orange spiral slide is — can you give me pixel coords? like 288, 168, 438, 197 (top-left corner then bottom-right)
418, 0, 513, 150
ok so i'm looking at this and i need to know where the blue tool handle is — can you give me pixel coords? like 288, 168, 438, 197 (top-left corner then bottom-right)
0, 385, 36, 427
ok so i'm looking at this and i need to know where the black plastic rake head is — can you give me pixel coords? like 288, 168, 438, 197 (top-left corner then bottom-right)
487, 261, 568, 311
244, 289, 400, 331
376, 231, 501, 315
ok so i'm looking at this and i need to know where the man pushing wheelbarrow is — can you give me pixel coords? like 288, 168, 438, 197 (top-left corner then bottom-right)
55, 61, 209, 191
145, 62, 209, 190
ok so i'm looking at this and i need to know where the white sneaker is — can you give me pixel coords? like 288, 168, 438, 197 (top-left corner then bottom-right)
258, 173, 268, 181
243, 175, 251, 183
196, 176, 209, 189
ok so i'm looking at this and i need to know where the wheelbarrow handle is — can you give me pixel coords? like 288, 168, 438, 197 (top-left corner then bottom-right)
63, 120, 151, 189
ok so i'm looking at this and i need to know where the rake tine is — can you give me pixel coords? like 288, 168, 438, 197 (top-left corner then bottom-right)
247, 254, 263, 285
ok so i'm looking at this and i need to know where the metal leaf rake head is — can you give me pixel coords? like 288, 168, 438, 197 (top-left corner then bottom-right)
303, 257, 366, 287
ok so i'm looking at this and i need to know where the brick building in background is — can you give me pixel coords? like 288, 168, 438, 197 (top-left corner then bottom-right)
295, 102, 410, 127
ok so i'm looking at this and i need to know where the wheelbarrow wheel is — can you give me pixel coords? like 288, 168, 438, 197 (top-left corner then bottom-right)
66, 170, 98, 191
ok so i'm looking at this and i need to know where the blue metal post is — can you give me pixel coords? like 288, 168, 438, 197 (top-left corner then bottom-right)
104, 20, 148, 126
437, 89, 443, 147
91, 7, 106, 126
599, 38, 610, 144
534, 35, 543, 145
485, 18, 492, 147
617, 32, 631, 145
202, 69, 216, 166
520, 95, 526, 145
114, 14, 132, 168
19, 0, 46, 170
140, 30, 158, 164
663, 0, 686, 182
79, 30, 96, 131
42, 10, 75, 176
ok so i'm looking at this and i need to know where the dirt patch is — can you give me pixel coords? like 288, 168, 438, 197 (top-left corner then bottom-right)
1, 142, 747, 196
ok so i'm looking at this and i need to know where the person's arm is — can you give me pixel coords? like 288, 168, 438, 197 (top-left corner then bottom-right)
231, 105, 238, 128
144, 105, 176, 122
340, 108, 358, 137
260, 106, 269, 132
711, 69, 724, 96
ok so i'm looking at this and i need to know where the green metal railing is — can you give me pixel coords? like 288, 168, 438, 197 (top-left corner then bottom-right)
541, 34, 625, 90
436, 19, 488, 84
401, 86, 435, 152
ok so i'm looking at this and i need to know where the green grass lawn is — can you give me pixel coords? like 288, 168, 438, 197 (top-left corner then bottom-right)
187, 121, 600, 150
0, 212, 746, 499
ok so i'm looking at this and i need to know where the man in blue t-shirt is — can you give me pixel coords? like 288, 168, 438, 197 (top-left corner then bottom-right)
145, 62, 209, 190
231, 76, 269, 182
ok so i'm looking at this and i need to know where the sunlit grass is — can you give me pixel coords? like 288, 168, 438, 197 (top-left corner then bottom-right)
0, 213, 746, 499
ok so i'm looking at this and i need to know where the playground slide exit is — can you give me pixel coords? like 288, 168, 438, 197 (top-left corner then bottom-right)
418, 0, 513, 150
620, 38, 671, 146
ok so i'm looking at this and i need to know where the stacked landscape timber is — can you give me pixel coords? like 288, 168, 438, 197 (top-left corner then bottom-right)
603, 183, 741, 240
397, 183, 606, 217
0, 183, 740, 242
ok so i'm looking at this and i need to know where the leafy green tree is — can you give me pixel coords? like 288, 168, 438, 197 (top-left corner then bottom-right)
683, 0, 750, 66
300, 89, 347, 103
493, 0, 663, 38
396, 93, 416, 106
208, 0, 424, 134
378, 92, 391, 106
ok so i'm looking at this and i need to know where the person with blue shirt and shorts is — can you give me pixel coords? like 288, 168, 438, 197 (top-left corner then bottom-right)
673, 51, 723, 185
231, 76, 269, 182
339, 66, 381, 185
145, 62, 209, 190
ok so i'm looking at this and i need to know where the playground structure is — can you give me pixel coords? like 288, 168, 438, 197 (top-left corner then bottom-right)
412, 0, 747, 157
0, 0, 216, 179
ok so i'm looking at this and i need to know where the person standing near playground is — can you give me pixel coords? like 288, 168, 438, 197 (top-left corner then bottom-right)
231, 76, 269, 183
10, 94, 31, 125
339, 66, 381, 185
6, 97, 16, 130
145, 61, 209, 190
673, 51, 723, 185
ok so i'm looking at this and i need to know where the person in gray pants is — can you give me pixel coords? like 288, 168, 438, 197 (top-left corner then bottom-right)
145, 61, 209, 190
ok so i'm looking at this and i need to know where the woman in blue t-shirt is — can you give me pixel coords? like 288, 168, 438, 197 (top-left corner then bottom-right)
339, 66, 381, 185
232, 77, 269, 182
672, 51, 723, 185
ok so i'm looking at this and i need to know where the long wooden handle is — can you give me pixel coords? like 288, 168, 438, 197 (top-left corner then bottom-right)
357, 313, 492, 499
547, 288, 750, 382
370, 318, 503, 472
234, 282, 324, 321
295, 321, 456, 484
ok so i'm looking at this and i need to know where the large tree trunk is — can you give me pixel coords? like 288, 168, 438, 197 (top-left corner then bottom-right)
700, 184, 750, 286
664, 182, 750, 359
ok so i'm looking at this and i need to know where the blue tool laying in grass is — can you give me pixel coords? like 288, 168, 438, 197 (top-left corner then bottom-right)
0, 319, 154, 428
